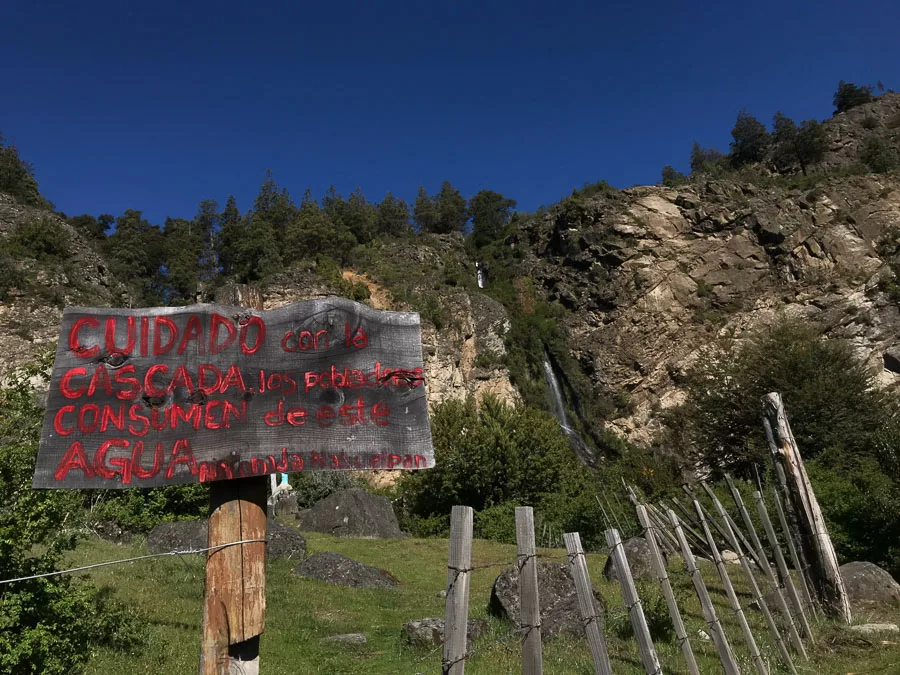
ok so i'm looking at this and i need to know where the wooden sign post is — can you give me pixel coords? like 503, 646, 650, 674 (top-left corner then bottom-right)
32, 293, 435, 673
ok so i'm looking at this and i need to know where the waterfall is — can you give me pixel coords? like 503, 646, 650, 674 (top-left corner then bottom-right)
476, 262, 485, 289
543, 354, 573, 435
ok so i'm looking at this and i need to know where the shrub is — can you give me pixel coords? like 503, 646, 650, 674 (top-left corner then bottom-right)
0, 361, 145, 672
86, 484, 209, 533
4, 217, 71, 262
860, 136, 899, 173
833, 80, 875, 114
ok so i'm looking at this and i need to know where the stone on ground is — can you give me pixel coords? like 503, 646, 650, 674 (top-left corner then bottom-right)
297, 488, 406, 538
489, 561, 604, 638
403, 618, 489, 646
840, 561, 900, 611
324, 633, 367, 645
848, 623, 899, 635
294, 551, 399, 589
602, 536, 659, 582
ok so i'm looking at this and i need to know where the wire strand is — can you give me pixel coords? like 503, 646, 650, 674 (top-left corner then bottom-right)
0, 538, 267, 586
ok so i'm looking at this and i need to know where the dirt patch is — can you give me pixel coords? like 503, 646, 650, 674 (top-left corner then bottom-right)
341, 270, 392, 310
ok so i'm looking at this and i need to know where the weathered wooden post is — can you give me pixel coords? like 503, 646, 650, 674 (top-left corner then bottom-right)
771, 481, 818, 617
694, 500, 769, 675
444, 506, 474, 675
762, 392, 851, 623
667, 510, 739, 675
637, 506, 699, 675
31, 295, 436, 675
753, 490, 813, 641
515, 507, 543, 674
564, 532, 613, 675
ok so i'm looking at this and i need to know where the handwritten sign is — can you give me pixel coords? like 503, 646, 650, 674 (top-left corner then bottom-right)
33, 298, 434, 489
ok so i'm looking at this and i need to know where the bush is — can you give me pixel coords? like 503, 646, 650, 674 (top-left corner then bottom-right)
289, 471, 358, 508
833, 80, 875, 114
3, 218, 71, 262
0, 361, 145, 673
860, 136, 899, 173
667, 319, 899, 476
85, 484, 209, 533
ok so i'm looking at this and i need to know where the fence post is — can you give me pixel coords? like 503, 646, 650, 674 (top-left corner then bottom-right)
667, 510, 740, 675
605, 528, 663, 674
771, 481, 818, 619
694, 500, 769, 675
637, 506, 699, 675
753, 490, 813, 640
444, 506, 474, 675
708, 496, 797, 674
700, 481, 766, 572
724, 478, 806, 659
515, 507, 543, 675
563, 532, 613, 675
763, 392, 852, 623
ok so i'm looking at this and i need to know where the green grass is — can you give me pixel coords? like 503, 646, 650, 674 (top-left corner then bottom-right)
69, 529, 900, 674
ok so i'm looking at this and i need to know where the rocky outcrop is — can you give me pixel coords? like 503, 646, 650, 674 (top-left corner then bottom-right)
293, 551, 399, 589
840, 561, 900, 612
296, 489, 406, 539
520, 171, 900, 444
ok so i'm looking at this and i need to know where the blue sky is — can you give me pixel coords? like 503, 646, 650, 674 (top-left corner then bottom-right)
2, 0, 898, 223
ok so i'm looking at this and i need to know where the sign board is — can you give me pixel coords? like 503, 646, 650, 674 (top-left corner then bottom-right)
33, 297, 434, 489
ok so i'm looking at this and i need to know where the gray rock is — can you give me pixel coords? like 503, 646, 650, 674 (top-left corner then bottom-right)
848, 623, 899, 635
324, 633, 367, 645
721, 550, 741, 565
404, 618, 489, 646
489, 561, 604, 638
602, 537, 659, 582
272, 491, 300, 518
294, 551, 399, 589
146, 519, 306, 559
840, 561, 900, 611
297, 489, 406, 538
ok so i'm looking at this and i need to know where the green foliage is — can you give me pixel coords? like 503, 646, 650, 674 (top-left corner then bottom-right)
570, 180, 617, 200
833, 80, 875, 114
729, 109, 770, 167
289, 472, 359, 509
860, 136, 900, 173
689, 142, 726, 174
86, 484, 209, 533
0, 249, 24, 300
668, 319, 899, 476
660, 165, 687, 187
375, 192, 411, 237
0, 132, 48, 207
102, 209, 166, 305
772, 112, 826, 175
3, 217, 71, 262
414, 182, 469, 234
398, 396, 596, 540
67, 213, 113, 241
468, 190, 516, 249
0, 361, 145, 673
162, 216, 203, 304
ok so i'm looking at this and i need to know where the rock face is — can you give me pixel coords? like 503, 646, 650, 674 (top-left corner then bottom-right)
840, 561, 900, 611
403, 618, 489, 646
297, 489, 406, 538
602, 537, 659, 582
489, 561, 604, 638
146, 519, 307, 559
293, 551, 399, 589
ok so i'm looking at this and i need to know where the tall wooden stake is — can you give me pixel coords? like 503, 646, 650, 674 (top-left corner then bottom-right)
637, 506, 699, 675
667, 509, 740, 675
515, 507, 543, 674
201, 287, 268, 675
564, 532, 613, 675
444, 505, 474, 675
762, 392, 852, 623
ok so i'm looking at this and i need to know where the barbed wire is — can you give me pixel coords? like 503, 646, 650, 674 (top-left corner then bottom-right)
0, 538, 267, 586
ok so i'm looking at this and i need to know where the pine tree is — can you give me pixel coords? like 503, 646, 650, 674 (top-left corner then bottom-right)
468, 190, 516, 248
103, 210, 166, 305
163, 216, 203, 304
833, 81, 875, 114
729, 110, 770, 167
216, 195, 244, 278
375, 192, 411, 236
345, 187, 377, 244
413, 186, 438, 232
194, 199, 219, 286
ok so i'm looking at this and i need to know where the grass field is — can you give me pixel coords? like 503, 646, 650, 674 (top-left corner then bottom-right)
69, 527, 900, 674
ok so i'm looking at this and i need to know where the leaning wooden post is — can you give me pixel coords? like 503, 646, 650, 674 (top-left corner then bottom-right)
700, 481, 766, 572
637, 506, 699, 675
515, 507, 543, 675
564, 532, 613, 675
694, 500, 769, 675
753, 490, 813, 642
762, 392, 852, 624
444, 505, 474, 675
667, 510, 740, 675
605, 528, 662, 675
201, 286, 268, 675
725, 476, 807, 659
709, 496, 798, 673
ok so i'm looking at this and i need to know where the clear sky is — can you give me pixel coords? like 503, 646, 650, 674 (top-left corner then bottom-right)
2, 0, 898, 224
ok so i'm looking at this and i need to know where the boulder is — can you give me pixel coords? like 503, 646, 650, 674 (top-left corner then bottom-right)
602, 537, 659, 582
489, 561, 604, 638
721, 550, 741, 565
840, 561, 900, 611
848, 623, 899, 636
271, 491, 300, 519
297, 489, 406, 538
146, 519, 306, 559
324, 633, 367, 646
294, 551, 399, 589
403, 618, 489, 646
